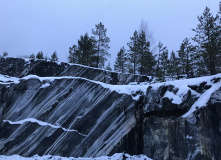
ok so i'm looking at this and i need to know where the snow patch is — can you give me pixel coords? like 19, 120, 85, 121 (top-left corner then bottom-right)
0, 74, 20, 84
40, 82, 51, 88
186, 135, 193, 140
0, 153, 152, 160
3, 118, 86, 136
147, 74, 221, 117
182, 78, 221, 118
21, 75, 148, 100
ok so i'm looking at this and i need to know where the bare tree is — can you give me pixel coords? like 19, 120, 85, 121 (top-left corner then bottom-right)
139, 20, 157, 54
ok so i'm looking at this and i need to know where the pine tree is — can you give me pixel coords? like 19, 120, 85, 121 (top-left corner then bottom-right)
138, 30, 149, 74
156, 42, 167, 77
127, 29, 156, 75
3, 52, 8, 57
127, 62, 134, 74
138, 30, 156, 75
68, 33, 96, 66
92, 22, 110, 68
168, 51, 180, 79
77, 33, 96, 66
178, 43, 186, 74
114, 46, 127, 73
142, 52, 156, 76
192, 7, 221, 75
160, 47, 169, 76
68, 45, 79, 63
50, 51, 59, 61
105, 62, 112, 71
127, 30, 139, 74
178, 38, 194, 74
156, 42, 168, 77
29, 53, 35, 59
36, 51, 44, 59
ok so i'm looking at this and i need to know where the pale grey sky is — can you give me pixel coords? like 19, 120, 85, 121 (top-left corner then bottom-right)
0, 0, 219, 67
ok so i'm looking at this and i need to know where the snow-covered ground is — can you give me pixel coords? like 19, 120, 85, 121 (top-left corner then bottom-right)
0, 153, 152, 160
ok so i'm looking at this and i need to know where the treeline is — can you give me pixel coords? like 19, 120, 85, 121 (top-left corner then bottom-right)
114, 6, 221, 77
67, 6, 221, 78
29, 51, 59, 61
3, 6, 220, 78
1, 51, 59, 62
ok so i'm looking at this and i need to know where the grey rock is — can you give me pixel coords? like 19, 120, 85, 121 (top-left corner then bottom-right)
0, 57, 149, 85
0, 58, 221, 160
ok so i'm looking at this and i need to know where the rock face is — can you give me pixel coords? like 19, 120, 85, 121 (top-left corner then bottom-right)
142, 87, 221, 160
0, 57, 221, 160
0, 58, 149, 84
0, 78, 137, 157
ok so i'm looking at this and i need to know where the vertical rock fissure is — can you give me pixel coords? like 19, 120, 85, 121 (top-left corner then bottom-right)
134, 95, 145, 155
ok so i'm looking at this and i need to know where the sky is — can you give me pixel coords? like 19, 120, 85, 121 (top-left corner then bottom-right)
0, 0, 220, 68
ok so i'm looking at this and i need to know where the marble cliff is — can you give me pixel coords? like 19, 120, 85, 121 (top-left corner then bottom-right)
0, 58, 221, 160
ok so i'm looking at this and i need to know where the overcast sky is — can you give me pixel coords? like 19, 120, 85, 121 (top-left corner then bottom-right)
0, 0, 220, 67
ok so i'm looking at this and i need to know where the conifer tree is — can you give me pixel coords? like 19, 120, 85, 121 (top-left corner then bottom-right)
127, 30, 139, 74
114, 46, 127, 73
156, 42, 166, 77
68, 45, 79, 63
156, 42, 168, 77
3, 52, 8, 57
68, 33, 96, 67
178, 43, 186, 74
138, 30, 156, 75
127, 29, 156, 75
92, 22, 110, 68
160, 47, 169, 76
168, 51, 179, 79
36, 51, 44, 59
50, 51, 59, 61
138, 30, 149, 74
192, 7, 221, 75
29, 53, 35, 59
178, 38, 194, 74
127, 62, 134, 74
105, 62, 112, 71
77, 33, 96, 66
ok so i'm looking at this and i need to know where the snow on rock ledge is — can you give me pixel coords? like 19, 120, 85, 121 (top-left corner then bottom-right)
144, 73, 221, 117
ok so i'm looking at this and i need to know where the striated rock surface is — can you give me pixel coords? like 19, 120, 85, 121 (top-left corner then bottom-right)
0, 57, 149, 84
0, 77, 137, 157
0, 58, 221, 160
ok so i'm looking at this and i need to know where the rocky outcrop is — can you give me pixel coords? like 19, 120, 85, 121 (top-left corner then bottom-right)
0, 77, 137, 157
110, 76, 221, 160
0, 57, 149, 84
0, 58, 221, 160
143, 88, 221, 160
